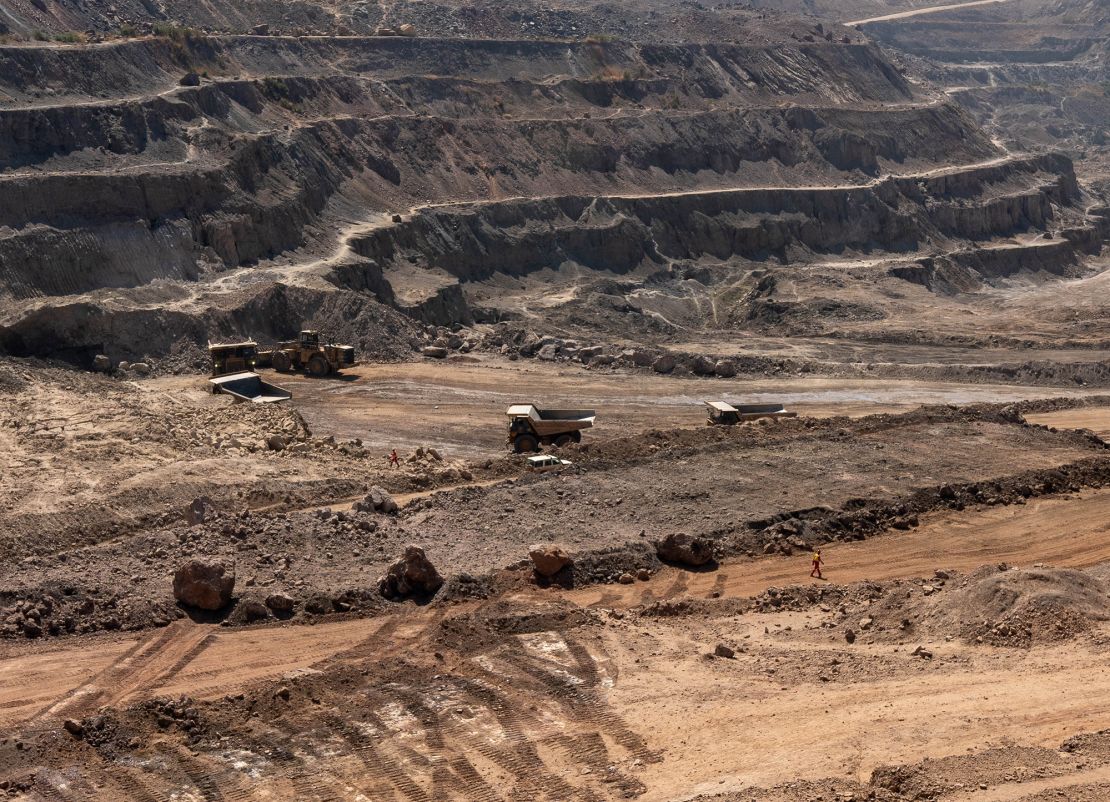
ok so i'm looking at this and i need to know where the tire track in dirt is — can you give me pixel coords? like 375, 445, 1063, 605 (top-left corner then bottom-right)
501, 638, 657, 764
447, 669, 595, 802
24, 624, 182, 725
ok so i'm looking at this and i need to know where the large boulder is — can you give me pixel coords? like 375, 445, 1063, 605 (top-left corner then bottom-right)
378, 546, 444, 600
173, 561, 235, 610
536, 343, 559, 361
656, 533, 714, 567
265, 593, 296, 613
691, 355, 716, 375
652, 354, 676, 374
529, 544, 571, 577
422, 346, 448, 359
714, 359, 738, 378
355, 486, 398, 514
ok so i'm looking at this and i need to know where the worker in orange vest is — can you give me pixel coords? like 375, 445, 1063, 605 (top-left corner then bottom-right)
810, 550, 823, 579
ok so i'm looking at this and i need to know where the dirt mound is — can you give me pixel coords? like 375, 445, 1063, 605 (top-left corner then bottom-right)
945, 566, 1110, 646
850, 566, 1110, 647
432, 598, 592, 652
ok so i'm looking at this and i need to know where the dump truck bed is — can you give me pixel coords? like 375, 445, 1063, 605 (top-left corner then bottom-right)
209, 371, 292, 404
507, 404, 596, 436
705, 400, 797, 421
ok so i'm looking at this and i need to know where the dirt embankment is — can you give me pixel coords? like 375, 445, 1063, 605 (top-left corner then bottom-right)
2, 400, 1107, 642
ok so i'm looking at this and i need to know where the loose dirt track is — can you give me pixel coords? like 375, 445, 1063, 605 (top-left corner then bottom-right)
5, 488, 1110, 738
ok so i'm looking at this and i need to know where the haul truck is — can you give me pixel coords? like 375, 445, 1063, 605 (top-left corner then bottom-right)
704, 400, 796, 425
507, 404, 595, 453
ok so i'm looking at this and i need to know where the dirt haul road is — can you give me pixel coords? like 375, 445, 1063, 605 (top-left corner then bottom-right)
4, 488, 1110, 735
249, 361, 1101, 457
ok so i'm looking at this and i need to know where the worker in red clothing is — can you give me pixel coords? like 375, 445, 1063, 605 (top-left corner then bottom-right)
810, 549, 823, 579
388, 448, 399, 468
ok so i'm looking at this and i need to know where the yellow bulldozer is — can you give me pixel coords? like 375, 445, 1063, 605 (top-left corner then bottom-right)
263, 330, 356, 377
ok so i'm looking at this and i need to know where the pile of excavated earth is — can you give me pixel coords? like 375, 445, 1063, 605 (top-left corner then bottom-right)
0, 0, 1109, 798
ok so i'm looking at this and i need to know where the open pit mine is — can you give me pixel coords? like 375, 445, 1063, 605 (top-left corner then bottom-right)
0, 0, 1108, 799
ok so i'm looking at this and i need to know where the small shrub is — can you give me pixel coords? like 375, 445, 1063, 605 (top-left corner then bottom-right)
153, 22, 201, 42
53, 31, 86, 43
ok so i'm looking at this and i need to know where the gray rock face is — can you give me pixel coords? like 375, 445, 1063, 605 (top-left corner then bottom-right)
378, 545, 444, 600
656, 532, 714, 566
173, 561, 235, 611
529, 544, 571, 577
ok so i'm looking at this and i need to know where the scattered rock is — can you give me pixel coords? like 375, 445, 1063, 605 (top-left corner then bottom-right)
92, 354, 111, 372
844, 628, 856, 644
378, 545, 444, 600
63, 719, 84, 738
173, 561, 235, 611
714, 643, 736, 659
618, 572, 635, 584
422, 346, 448, 359
131, 362, 151, 376
529, 544, 571, 577
912, 645, 934, 659
179, 72, 200, 87
355, 486, 398, 514
858, 616, 873, 631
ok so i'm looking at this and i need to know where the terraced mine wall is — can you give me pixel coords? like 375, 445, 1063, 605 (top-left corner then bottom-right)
0, 33, 1104, 360
343, 153, 1096, 322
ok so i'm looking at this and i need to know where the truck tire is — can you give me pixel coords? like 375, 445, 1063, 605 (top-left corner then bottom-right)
554, 434, 574, 447
307, 355, 330, 377
514, 434, 539, 453
272, 351, 292, 372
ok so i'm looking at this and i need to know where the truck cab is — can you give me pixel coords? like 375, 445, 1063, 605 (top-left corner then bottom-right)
208, 341, 261, 377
